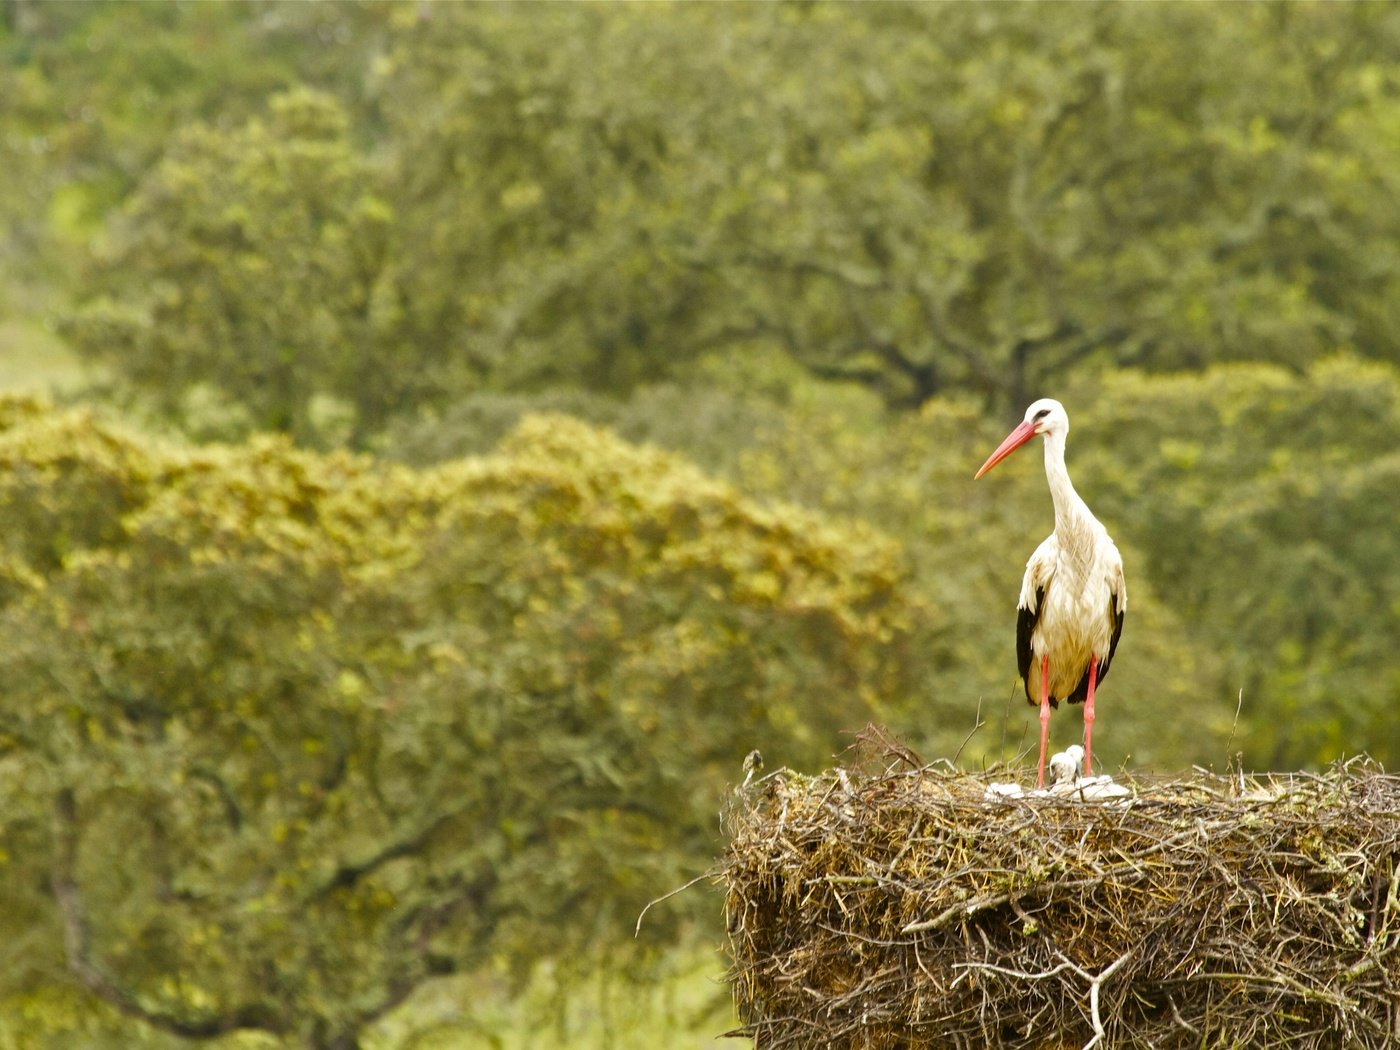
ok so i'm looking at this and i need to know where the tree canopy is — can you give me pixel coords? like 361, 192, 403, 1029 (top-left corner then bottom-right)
0, 398, 921, 1048
43, 1, 1400, 429
5, 2, 1400, 1046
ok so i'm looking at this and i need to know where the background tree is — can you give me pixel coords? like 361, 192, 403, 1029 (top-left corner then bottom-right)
0, 399, 923, 1048
62, 89, 400, 443
7, 3, 1400, 1045
1072, 356, 1400, 769
53, 2, 1400, 428
49, 2, 1400, 428
369, 1, 1400, 413
704, 386, 1227, 771
0, 1, 393, 313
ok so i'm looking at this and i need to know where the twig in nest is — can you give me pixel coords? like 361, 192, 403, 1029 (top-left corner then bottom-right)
1225, 687, 1244, 764
843, 722, 923, 770
952, 948, 1133, 1050
953, 695, 985, 765
634, 871, 711, 938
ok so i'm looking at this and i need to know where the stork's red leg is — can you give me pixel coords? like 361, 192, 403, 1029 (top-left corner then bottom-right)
1036, 654, 1051, 788
1083, 657, 1099, 776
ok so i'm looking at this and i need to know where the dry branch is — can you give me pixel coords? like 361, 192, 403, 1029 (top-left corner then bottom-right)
720, 760, 1400, 1049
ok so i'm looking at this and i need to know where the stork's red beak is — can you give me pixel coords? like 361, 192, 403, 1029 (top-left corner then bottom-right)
974, 420, 1038, 479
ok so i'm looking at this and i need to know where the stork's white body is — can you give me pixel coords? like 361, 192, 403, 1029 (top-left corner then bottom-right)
1019, 424, 1126, 705
975, 399, 1126, 786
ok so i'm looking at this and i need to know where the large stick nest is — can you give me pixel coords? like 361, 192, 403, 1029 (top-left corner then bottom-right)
721, 752, 1400, 1049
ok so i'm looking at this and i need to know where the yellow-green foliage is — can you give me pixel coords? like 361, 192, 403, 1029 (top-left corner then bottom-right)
63, 88, 394, 444
0, 398, 922, 1047
722, 393, 1224, 770
1074, 358, 1400, 767
43, 1, 1400, 438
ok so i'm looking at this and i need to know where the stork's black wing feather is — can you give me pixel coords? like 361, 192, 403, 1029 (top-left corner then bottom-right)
1098, 591, 1126, 683
1016, 586, 1043, 707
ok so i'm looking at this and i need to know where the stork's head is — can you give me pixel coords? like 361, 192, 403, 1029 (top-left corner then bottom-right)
974, 398, 1068, 479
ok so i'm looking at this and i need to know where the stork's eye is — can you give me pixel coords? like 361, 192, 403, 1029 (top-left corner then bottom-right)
1033, 408, 1051, 421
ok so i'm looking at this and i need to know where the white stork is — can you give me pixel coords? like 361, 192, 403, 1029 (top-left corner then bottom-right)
974, 399, 1126, 788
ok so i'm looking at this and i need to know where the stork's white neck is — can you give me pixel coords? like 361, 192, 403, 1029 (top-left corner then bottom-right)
1042, 428, 1096, 534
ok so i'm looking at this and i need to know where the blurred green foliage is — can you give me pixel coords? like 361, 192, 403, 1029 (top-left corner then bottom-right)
0, 399, 918, 1048
63, 87, 396, 441
5, 1, 1400, 1046
1075, 358, 1400, 768
39, 0, 1400, 425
